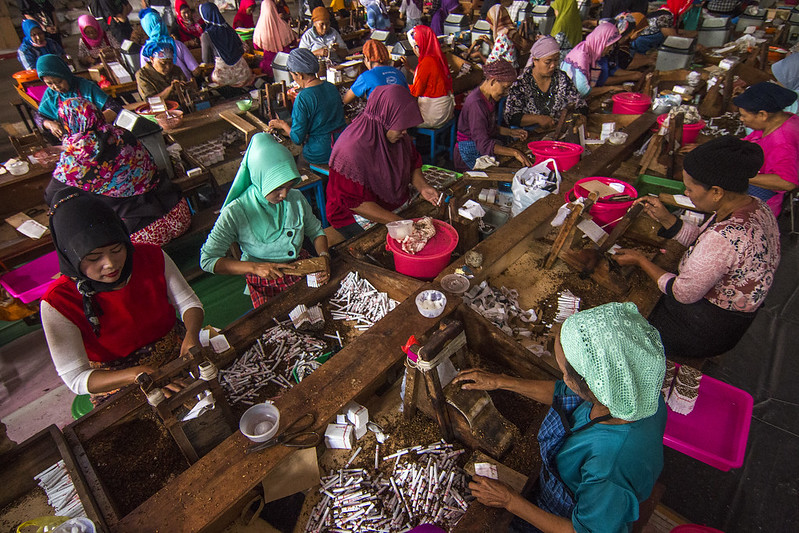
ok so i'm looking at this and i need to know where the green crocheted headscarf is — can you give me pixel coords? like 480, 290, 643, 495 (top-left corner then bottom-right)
561, 302, 665, 421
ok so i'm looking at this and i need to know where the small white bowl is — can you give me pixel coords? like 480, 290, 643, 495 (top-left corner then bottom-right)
608, 132, 628, 145
415, 290, 447, 318
239, 402, 280, 443
5, 160, 29, 176
387, 220, 414, 241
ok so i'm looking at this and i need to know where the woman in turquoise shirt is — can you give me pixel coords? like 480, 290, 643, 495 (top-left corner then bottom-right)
268, 47, 346, 166
453, 302, 667, 533
200, 133, 330, 308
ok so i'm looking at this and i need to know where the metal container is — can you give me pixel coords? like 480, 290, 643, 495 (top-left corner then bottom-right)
115, 109, 174, 179
735, 9, 766, 33
370, 29, 398, 46
531, 6, 555, 36
788, 7, 799, 45
655, 36, 696, 72
271, 51, 292, 85
471, 20, 492, 57
697, 16, 732, 48
443, 13, 470, 36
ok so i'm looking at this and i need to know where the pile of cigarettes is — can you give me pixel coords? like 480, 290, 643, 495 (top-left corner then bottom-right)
463, 281, 537, 336
304, 441, 472, 532
35, 460, 86, 518
219, 323, 329, 405
329, 272, 399, 331
554, 290, 581, 323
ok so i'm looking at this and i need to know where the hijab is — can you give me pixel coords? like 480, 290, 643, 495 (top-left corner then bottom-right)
48, 188, 135, 336
36, 55, 109, 120
222, 133, 302, 241
363, 39, 390, 64
254, 0, 296, 53
430, 0, 459, 35
199, 2, 244, 66
563, 22, 620, 80
141, 10, 177, 60
773, 53, 799, 92
329, 84, 423, 205
408, 25, 452, 93
487, 4, 514, 40
22, 19, 46, 48
174, 0, 205, 40
233, 0, 256, 29
78, 14, 107, 49
53, 98, 158, 198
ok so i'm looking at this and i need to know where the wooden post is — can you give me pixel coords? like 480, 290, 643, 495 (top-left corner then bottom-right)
666, 113, 683, 181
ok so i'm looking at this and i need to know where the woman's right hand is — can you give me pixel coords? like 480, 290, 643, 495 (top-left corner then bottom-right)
514, 149, 533, 167
535, 115, 555, 129
250, 261, 291, 281
635, 196, 675, 227
451, 368, 505, 391
44, 120, 64, 139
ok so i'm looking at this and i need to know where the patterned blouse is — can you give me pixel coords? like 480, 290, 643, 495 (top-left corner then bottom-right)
657, 199, 781, 313
503, 68, 588, 127
639, 10, 674, 37
487, 33, 517, 67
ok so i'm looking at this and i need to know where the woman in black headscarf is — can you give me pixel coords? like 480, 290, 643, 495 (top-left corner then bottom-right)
41, 189, 204, 405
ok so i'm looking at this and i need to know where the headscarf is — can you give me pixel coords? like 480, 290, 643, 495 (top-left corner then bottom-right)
287, 47, 319, 74
53, 98, 158, 198
665, 0, 693, 19
772, 53, 799, 92
78, 14, 108, 49
36, 53, 74, 81
683, 136, 764, 193
312, 6, 330, 23
615, 12, 647, 37
199, 2, 244, 66
563, 22, 620, 80
363, 39, 390, 64
222, 133, 302, 240
141, 10, 177, 61
483, 59, 517, 82
529, 36, 561, 60
486, 4, 514, 41
560, 302, 665, 422
550, 0, 584, 48
36, 55, 109, 120
329, 84, 423, 205
407, 25, 452, 93
174, 0, 205, 40
430, 0, 459, 35
48, 188, 135, 336
233, 0, 256, 29
22, 19, 45, 48
733, 81, 798, 113
142, 39, 175, 60
254, 0, 296, 53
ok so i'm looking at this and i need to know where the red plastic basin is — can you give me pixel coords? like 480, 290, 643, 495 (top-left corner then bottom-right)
565, 177, 638, 230
612, 92, 651, 114
527, 141, 584, 172
386, 219, 459, 280
657, 114, 706, 144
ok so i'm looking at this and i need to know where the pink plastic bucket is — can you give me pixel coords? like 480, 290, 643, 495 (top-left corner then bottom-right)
386, 219, 459, 280
527, 141, 584, 172
657, 114, 706, 144
611, 92, 651, 114
565, 177, 638, 230
0, 250, 60, 303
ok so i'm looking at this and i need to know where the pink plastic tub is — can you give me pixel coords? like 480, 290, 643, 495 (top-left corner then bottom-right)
386, 219, 459, 280
611, 92, 651, 114
657, 114, 707, 144
664, 364, 754, 472
527, 141, 584, 172
0, 251, 60, 303
565, 177, 638, 230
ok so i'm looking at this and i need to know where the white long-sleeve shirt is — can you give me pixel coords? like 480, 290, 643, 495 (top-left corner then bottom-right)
41, 251, 203, 395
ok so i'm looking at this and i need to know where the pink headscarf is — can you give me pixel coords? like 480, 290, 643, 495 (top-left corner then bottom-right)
563, 22, 620, 80
78, 14, 106, 49
329, 85, 423, 205
253, 0, 296, 53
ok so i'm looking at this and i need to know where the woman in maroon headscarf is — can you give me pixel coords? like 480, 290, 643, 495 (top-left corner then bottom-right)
326, 84, 440, 239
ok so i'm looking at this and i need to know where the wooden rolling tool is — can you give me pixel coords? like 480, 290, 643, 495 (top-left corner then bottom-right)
544, 192, 599, 269
281, 256, 328, 275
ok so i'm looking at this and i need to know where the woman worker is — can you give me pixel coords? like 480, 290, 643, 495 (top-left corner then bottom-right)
135, 42, 189, 100
44, 98, 191, 246
407, 25, 455, 129
233, 0, 256, 29
174, 0, 205, 46
268, 48, 347, 167
504, 37, 588, 131
342, 40, 408, 104
454, 60, 532, 170
199, 2, 253, 87
17, 0, 60, 45
473, 5, 532, 68
456, 302, 666, 533
35, 55, 121, 140
299, 7, 349, 62
326, 84, 440, 238
362, 0, 391, 31
42, 189, 203, 405
629, 7, 677, 56
550, 0, 583, 50
17, 20, 65, 71
430, 0, 460, 36
735, 82, 799, 218
77, 14, 120, 68
200, 134, 330, 308
772, 52, 799, 113
561, 22, 621, 97
616, 136, 781, 359
254, 0, 297, 78
141, 9, 200, 81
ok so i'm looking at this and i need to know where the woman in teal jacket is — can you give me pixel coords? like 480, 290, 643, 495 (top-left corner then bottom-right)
200, 133, 330, 308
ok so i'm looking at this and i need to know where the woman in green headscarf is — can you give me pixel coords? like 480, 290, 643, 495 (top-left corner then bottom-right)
200, 133, 330, 308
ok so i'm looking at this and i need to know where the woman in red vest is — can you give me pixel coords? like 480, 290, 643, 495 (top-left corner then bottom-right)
41, 189, 204, 405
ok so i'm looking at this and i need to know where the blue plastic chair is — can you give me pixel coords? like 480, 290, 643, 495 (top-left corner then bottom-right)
297, 176, 328, 228
413, 119, 456, 164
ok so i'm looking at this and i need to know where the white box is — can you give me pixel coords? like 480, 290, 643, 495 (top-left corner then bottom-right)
344, 402, 369, 429
324, 423, 354, 449
354, 423, 367, 440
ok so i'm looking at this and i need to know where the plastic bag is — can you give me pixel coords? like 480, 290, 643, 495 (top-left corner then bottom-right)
510, 158, 562, 217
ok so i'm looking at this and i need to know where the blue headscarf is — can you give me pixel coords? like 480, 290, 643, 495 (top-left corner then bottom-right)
22, 19, 44, 47
199, 2, 243, 66
141, 11, 177, 60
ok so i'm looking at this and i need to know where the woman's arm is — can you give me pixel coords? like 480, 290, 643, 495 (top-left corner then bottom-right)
749, 173, 797, 192
410, 59, 430, 97
163, 251, 204, 356
351, 201, 404, 224
342, 89, 357, 104
410, 167, 441, 205
452, 369, 556, 405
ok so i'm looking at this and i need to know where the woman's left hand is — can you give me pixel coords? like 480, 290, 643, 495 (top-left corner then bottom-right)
509, 129, 528, 141
180, 335, 199, 358
468, 476, 515, 509
614, 249, 645, 267
268, 119, 289, 135
317, 255, 331, 285
420, 184, 440, 206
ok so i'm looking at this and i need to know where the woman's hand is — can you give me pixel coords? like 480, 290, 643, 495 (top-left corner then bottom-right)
514, 149, 533, 167
468, 476, 515, 509
180, 335, 199, 358
268, 119, 290, 136
613, 248, 646, 267
451, 368, 506, 391
419, 184, 440, 206
251, 261, 291, 280
43, 119, 64, 139
509, 129, 528, 141
635, 196, 675, 227
317, 255, 331, 285
535, 115, 556, 129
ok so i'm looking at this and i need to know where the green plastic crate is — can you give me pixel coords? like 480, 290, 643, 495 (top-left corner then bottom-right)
421, 165, 462, 190
635, 175, 686, 197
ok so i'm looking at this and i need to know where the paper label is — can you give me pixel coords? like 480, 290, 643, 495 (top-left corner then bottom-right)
210, 333, 231, 353
474, 462, 498, 479
467, 171, 489, 178
199, 329, 211, 347
17, 219, 48, 239
672, 194, 696, 208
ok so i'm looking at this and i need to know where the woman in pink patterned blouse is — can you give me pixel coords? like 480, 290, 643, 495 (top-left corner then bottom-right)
616, 136, 781, 359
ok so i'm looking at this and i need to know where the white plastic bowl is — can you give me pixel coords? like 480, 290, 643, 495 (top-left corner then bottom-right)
387, 220, 414, 241
608, 132, 628, 145
415, 290, 447, 318
5, 160, 29, 176
239, 402, 280, 443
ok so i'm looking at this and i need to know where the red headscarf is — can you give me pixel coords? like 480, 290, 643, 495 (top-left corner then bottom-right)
233, 0, 257, 29
665, 0, 693, 20
174, 0, 204, 40
408, 25, 452, 93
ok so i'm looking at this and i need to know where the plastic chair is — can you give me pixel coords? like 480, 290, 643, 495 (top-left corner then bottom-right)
298, 178, 328, 228
413, 119, 457, 164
